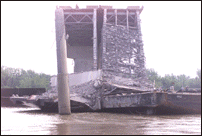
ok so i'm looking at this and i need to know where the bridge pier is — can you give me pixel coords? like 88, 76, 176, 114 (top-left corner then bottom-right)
55, 7, 71, 115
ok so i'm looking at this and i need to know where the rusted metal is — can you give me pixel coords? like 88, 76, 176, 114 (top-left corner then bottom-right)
102, 92, 157, 108
160, 92, 201, 114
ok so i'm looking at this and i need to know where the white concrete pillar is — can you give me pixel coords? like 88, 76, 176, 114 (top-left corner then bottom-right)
55, 7, 71, 115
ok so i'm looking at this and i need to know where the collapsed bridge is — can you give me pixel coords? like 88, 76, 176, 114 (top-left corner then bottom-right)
9, 6, 200, 115
62, 5, 151, 88
9, 5, 164, 114
52, 5, 156, 111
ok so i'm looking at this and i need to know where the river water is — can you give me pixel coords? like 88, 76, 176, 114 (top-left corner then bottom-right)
1, 107, 201, 135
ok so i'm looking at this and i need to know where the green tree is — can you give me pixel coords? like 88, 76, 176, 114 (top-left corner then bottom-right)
146, 68, 201, 91
196, 69, 201, 80
1, 66, 51, 90
146, 68, 162, 88
1, 66, 10, 88
19, 69, 51, 90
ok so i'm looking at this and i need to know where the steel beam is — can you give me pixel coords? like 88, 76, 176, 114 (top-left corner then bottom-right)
64, 12, 93, 15
106, 14, 115, 23
65, 14, 93, 23
107, 12, 136, 15
65, 22, 93, 24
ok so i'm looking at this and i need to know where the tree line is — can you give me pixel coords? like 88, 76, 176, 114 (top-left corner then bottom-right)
1, 66, 201, 91
146, 68, 201, 91
1, 66, 51, 90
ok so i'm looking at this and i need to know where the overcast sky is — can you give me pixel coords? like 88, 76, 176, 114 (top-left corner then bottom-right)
1, 1, 201, 78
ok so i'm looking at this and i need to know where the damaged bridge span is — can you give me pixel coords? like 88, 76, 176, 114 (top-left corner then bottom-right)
58, 5, 160, 112
10, 5, 168, 115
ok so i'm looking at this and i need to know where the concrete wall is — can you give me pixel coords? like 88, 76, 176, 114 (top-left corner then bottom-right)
50, 70, 102, 87
50, 58, 74, 88
74, 59, 93, 72
67, 44, 93, 73
50, 75, 57, 88
67, 45, 93, 59
69, 70, 102, 86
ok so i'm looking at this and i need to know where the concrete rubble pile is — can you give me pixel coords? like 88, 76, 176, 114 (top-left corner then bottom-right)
36, 79, 102, 110
102, 24, 153, 90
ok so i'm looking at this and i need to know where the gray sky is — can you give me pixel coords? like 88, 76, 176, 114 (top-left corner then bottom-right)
1, 1, 201, 77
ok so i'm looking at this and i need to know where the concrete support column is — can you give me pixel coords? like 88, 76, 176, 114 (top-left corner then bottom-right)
102, 9, 107, 69
126, 9, 131, 68
93, 8, 97, 70
136, 10, 146, 79
126, 10, 129, 30
136, 10, 142, 40
115, 9, 117, 26
114, 9, 118, 71
55, 7, 71, 115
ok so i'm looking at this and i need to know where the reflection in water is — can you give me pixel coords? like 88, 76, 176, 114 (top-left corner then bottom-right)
55, 113, 145, 135
55, 123, 70, 135
1, 107, 201, 135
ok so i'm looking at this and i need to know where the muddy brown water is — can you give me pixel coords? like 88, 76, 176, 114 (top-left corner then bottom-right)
1, 107, 201, 135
